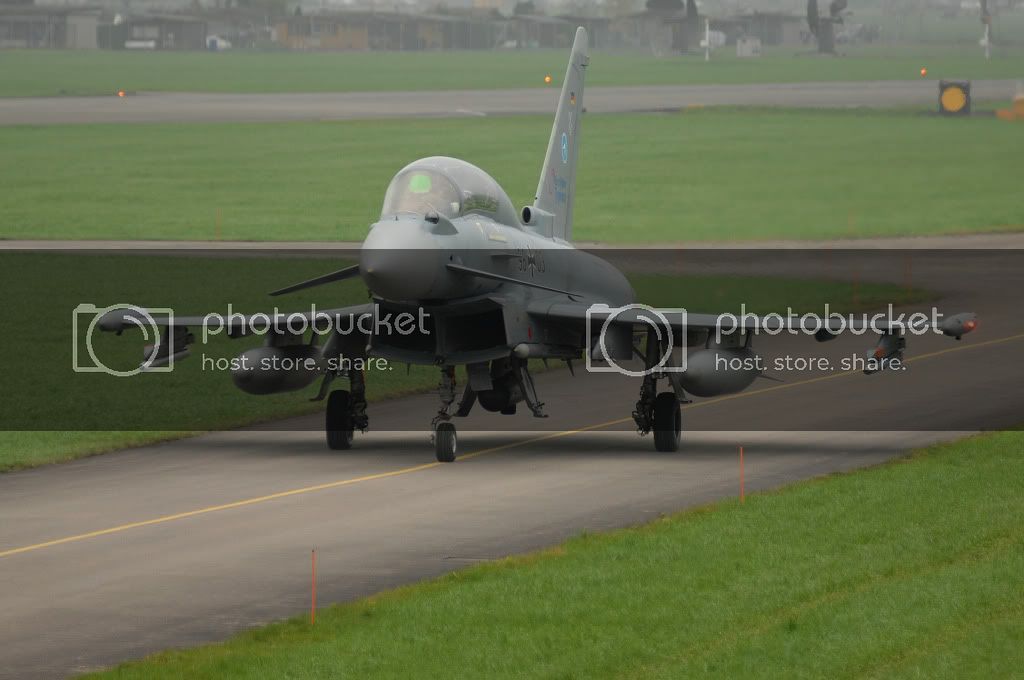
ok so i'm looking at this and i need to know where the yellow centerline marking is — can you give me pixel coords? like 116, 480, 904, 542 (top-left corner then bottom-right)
2, 331, 1021, 561
0, 461, 438, 559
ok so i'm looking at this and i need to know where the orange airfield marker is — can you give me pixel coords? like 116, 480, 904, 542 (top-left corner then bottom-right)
740, 446, 745, 504
311, 548, 317, 624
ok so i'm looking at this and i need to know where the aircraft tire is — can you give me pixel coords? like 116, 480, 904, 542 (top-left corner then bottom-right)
434, 422, 457, 463
652, 392, 682, 452
326, 390, 355, 450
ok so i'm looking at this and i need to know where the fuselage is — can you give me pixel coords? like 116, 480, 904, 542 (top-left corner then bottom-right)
358, 156, 633, 309
355, 156, 633, 366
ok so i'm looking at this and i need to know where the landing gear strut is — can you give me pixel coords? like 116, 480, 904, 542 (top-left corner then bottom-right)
632, 328, 686, 452
432, 366, 458, 462
512, 358, 547, 418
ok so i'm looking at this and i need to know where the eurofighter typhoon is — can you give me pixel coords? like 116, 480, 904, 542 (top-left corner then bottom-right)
101, 28, 977, 461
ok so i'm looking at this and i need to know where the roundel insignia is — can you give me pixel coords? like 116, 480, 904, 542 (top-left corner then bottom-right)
560, 132, 568, 163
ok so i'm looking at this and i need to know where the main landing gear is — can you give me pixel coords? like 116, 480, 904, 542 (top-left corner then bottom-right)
324, 368, 368, 451
631, 330, 686, 453
434, 422, 457, 463
652, 392, 682, 452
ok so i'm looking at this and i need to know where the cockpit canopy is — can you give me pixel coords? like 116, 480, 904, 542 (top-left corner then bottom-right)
380, 157, 519, 227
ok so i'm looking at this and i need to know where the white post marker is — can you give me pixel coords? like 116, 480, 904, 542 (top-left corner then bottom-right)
704, 18, 711, 62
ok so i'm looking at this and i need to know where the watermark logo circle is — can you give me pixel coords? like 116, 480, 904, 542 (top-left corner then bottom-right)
85, 304, 161, 378
598, 303, 675, 378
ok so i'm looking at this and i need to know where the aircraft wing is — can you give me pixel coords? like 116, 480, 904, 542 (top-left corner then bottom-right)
97, 303, 373, 337
530, 300, 977, 338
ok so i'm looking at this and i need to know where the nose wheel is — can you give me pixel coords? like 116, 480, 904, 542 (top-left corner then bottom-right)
434, 422, 457, 462
430, 365, 459, 462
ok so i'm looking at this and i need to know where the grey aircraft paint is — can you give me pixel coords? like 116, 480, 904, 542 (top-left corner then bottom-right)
100, 27, 975, 461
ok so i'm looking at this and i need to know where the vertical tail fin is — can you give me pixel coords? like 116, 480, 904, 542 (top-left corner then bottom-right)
529, 27, 588, 243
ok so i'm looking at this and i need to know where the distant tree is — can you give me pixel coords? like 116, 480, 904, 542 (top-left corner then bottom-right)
686, 0, 697, 21
646, 0, 683, 12
807, 0, 819, 36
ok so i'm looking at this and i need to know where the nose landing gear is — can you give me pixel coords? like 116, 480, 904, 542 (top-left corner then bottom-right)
427, 359, 546, 462
431, 365, 459, 462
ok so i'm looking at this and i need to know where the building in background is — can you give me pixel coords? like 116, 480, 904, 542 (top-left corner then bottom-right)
0, 6, 100, 48
736, 10, 803, 45
98, 13, 206, 49
202, 8, 274, 49
275, 10, 502, 49
611, 8, 693, 54
508, 13, 572, 47
0, 1, 809, 52
710, 10, 803, 45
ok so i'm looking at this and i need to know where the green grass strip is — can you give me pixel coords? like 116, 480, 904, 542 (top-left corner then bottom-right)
2, 109, 1022, 243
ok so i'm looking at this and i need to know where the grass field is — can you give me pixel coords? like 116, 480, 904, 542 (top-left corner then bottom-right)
0, 251, 921, 471
84, 429, 1024, 679
1, 43, 1022, 97
3, 109, 1021, 244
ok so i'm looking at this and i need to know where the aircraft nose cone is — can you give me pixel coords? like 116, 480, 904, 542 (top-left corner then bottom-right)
361, 250, 438, 301
360, 219, 439, 301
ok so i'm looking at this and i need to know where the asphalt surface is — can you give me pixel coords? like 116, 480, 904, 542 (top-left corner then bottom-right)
0, 79, 1018, 126
1, 239, 1022, 678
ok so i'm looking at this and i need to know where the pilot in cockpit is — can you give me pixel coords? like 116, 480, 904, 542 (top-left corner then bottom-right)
381, 169, 461, 220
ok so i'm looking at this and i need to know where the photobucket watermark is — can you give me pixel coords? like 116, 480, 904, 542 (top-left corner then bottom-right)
713, 304, 947, 344
72, 302, 432, 378
200, 303, 430, 344
583, 302, 975, 378
585, 303, 688, 377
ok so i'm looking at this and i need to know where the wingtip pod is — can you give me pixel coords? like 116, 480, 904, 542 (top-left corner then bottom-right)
864, 311, 978, 374
940, 312, 978, 340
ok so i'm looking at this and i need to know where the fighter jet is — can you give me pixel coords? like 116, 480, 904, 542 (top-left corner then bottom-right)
100, 27, 977, 462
